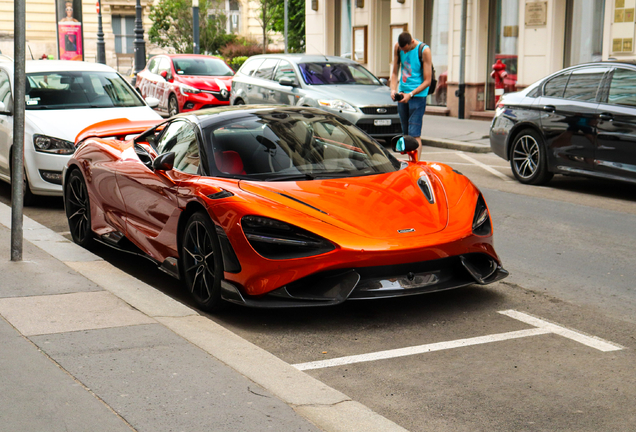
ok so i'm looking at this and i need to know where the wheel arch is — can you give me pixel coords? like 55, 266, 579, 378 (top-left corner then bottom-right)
506, 122, 545, 161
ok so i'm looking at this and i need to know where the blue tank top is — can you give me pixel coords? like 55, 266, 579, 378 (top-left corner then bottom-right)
398, 42, 429, 97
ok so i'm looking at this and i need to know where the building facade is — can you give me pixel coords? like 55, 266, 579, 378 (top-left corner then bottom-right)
306, 0, 621, 118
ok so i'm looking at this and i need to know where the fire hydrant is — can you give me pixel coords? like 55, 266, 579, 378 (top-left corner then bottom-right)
491, 59, 508, 104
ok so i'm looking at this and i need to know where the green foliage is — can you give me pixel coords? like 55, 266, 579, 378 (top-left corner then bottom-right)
269, 0, 305, 52
149, 0, 233, 54
228, 56, 248, 71
219, 37, 263, 61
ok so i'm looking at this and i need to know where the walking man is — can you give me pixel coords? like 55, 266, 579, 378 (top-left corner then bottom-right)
390, 32, 432, 154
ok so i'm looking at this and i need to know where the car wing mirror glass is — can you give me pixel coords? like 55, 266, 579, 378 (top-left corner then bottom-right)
278, 77, 298, 87
145, 96, 159, 109
153, 152, 175, 171
379, 78, 388, 86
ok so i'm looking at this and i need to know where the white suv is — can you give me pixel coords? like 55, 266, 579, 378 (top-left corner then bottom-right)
0, 60, 160, 204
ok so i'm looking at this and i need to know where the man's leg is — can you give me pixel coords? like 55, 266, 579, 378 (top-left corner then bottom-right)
407, 98, 427, 156
397, 101, 409, 136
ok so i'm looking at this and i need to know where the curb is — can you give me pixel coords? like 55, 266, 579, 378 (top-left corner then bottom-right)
0, 202, 408, 432
421, 136, 492, 154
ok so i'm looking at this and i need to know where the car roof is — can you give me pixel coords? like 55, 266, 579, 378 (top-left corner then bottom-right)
183, 105, 334, 127
245, 54, 356, 64
23, 60, 117, 74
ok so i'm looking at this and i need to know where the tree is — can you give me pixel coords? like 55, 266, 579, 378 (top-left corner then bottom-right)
254, 0, 281, 54
149, 0, 234, 55
269, 0, 305, 53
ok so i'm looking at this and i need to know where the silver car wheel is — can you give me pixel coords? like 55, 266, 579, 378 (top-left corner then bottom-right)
512, 135, 540, 179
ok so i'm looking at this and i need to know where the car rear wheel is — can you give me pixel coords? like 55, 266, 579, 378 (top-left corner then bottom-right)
181, 212, 225, 312
168, 95, 179, 117
510, 129, 553, 185
65, 169, 93, 248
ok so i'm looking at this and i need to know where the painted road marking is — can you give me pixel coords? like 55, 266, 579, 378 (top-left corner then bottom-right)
498, 310, 624, 352
292, 310, 623, 371
457, 152, 513, 181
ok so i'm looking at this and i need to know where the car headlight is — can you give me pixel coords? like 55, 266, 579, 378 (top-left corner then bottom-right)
33, 134, 75, 155
472, 194, 492, 236
317, 99, 357, 113
179, 84, 201, 95
241, 215, 335, 260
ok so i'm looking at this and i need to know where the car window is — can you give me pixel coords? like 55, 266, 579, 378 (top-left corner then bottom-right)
25, 71, 145, 109
273, 60, 296, 82
543, 72, 570, 98
0, 69, 12, 112
156, 121, 201, 174
238, 58, 264, 77
298, 62, 381, 85
147, 57, 159, 74
157, 57, 171, 75
608, 68, 636, 107
562, 67, 606, 102
253, 58, 279, 80
173, 57, 233, 77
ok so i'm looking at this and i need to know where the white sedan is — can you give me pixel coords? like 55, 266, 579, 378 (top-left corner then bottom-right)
0, 60, 161, 204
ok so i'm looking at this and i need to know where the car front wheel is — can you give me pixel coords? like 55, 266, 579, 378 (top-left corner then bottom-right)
510, 129, 553, 185
181, 212, 225, 312
168, 95, 179, 117
65, 169, 93, 247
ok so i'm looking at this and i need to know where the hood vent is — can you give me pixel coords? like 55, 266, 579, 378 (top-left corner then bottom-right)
276, 192, 328, 215
417, 175, 435, 204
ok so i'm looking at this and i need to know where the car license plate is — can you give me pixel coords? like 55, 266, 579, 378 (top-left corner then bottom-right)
374, 119, 391, 126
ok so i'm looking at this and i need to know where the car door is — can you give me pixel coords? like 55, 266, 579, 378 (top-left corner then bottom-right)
155, 57, 173, 112
117, 120, 202, 260
137, 56, 160, 99
538, 66, 607, 174
0, 67, 12, 179
271, 60, 301, 105
250, 58, 280, 104
594, 66, 636, 180
232, 57, 264, 104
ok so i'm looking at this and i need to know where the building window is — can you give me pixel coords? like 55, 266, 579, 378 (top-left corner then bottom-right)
112, 15, 135, 54
424, 0, 450, 107
486, 0, 519, 110
564, 0, 605, 67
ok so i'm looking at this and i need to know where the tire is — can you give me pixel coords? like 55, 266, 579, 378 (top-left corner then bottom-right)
9, 157, 36, 206
65, 169, 93, 248
233, 98, 245, 105
168, 94, 179, 117
181, 212, 226, 312
509, 129, 554, 185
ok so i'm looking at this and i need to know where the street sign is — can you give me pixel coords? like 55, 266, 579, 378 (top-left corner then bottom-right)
96, 1, 100, 14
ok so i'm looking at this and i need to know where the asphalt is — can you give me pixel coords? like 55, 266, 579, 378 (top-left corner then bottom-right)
0, 115, 492, 431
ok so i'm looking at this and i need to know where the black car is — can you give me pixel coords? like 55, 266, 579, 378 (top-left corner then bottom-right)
490, 61, 636, 185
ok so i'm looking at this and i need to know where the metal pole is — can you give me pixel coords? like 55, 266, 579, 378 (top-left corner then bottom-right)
96, 0, 106, 64
11, 0, 26, 261
284, 0, 288, 54
133, 0, 146, 79
458, 0, 467, 119
193, 0, 200, 54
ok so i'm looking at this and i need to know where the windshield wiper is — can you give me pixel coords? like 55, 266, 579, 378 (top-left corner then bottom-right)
262, 173, 315, 181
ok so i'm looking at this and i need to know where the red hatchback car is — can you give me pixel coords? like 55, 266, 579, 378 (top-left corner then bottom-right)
135, 54, 234, 117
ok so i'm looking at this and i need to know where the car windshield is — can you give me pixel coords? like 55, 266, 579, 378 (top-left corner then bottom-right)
298, 62, 381, 86
206, 110, 401, 180
25, 71, 145, 110
173, 57, 234, 77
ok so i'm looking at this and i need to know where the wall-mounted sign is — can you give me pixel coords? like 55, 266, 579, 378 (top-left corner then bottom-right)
613, 38, 634, 52
56, 0, 84, 60
616, 0, 625, 8
311, 0, 318, 11
626, 8, 635, 22
525, 2, 547, 26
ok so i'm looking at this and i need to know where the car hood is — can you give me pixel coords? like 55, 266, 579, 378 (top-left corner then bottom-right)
305, 85, 394, 106
239, 165, 448, 239
176, 75, 233, 91
25, 106, 162, 142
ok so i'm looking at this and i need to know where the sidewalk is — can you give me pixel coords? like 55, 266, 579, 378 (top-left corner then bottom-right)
420, 114, 493, 153
0, 202, 407, 432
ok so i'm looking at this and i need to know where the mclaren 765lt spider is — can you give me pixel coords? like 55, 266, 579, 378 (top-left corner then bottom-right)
63, 106, 508, 311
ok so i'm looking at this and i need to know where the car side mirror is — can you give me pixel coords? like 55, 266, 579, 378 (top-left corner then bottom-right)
391, 135, 419, 152
278, 76, 298, 87
153, 152, 175, 171
0, 101, 11, 115
160, 70, 172, 81
379, 78, 388, 86
145, 96, 159, 109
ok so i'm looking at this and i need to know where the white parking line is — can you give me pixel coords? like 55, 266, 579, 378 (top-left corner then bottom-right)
457, 152, 513, 181
498, 310, 624, 352
292, 310, 623, 371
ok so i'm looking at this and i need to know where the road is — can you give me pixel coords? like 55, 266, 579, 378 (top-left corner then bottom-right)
2, 145, 635, 431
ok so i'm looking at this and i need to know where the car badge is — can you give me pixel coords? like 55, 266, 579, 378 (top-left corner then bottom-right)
377, 108, 387, 114
221, 89, 229, 98
398, 228, 415, 233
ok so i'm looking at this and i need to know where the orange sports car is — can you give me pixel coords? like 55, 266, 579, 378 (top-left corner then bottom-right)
63, 106, 507, 312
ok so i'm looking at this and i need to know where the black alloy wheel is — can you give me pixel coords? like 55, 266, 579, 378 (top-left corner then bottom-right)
65, 169, 93, 247
510, 129, 554, 185
168, 94, 179, 117
181, 212, 225, 312
233, 98, 245, 105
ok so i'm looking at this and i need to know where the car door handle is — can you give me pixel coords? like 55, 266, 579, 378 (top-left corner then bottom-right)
598, 112, 614, 121
542, 105, 556, 113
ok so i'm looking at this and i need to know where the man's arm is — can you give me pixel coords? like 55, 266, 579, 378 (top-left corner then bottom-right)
400, 46, 432, 103
390, 43, 400, 100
